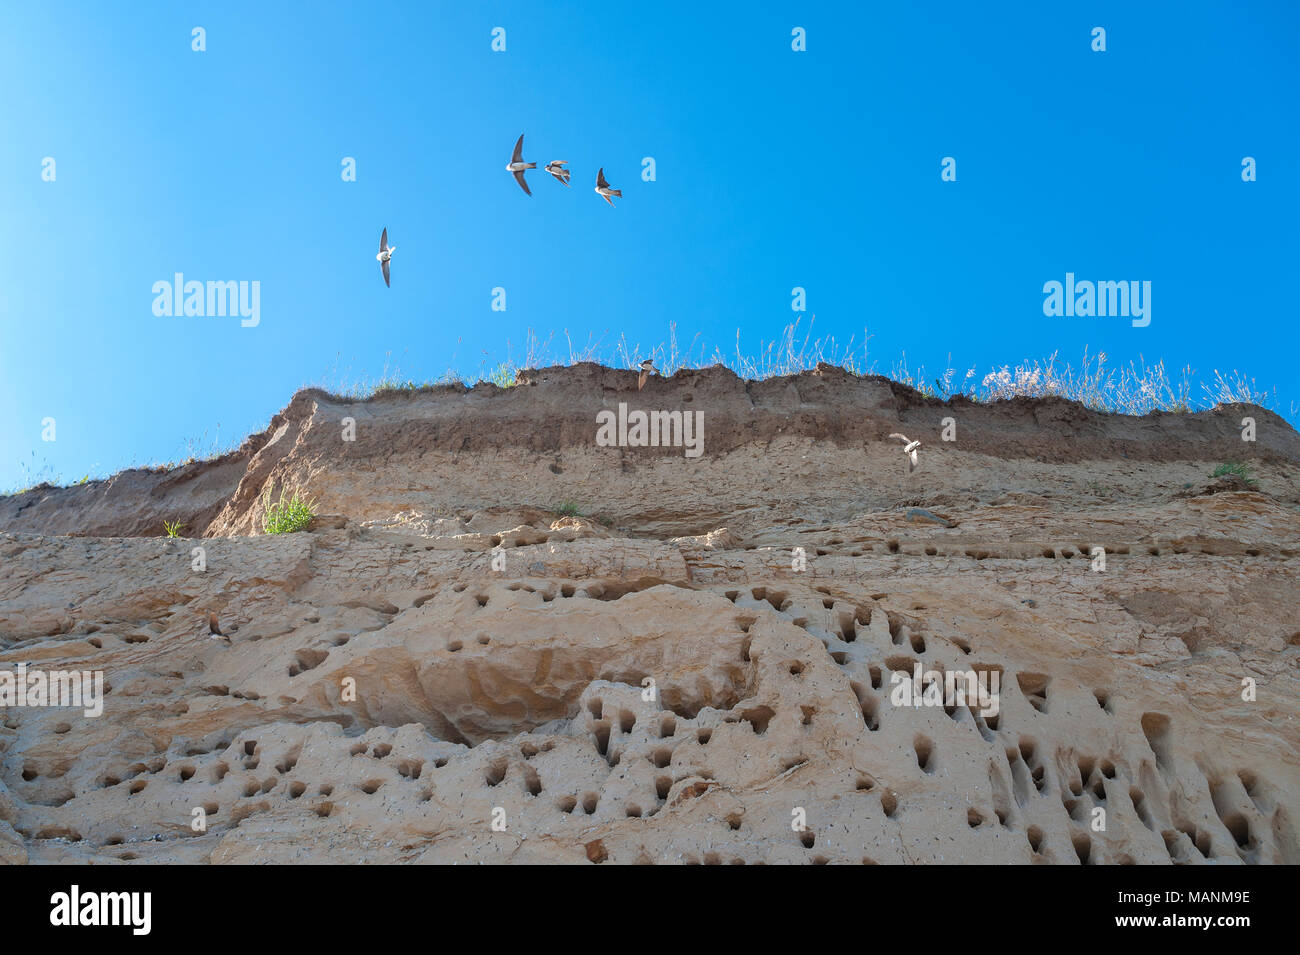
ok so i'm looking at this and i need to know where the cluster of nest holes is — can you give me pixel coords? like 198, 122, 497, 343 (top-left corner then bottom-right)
1001, 734, 1262, 865
556, 792, 603, 816
106, 734, 436, 827
93, 755, 169, 791
724, 583, 1020, 747
788, 537, 1161, 563
1004, 738, 1047, 804
1037, 544, 1115, 560
455, 578, 666, 610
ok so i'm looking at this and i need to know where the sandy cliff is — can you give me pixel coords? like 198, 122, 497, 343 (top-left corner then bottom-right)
1, 363, 1297, 864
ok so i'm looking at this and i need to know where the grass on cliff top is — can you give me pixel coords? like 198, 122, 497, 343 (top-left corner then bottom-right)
4, 320, 1290, 496
316, 320, 1286, 419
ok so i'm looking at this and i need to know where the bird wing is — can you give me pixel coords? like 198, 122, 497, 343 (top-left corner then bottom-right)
382, 258, 391, 287
601, 192, 614, 206
888, 433, 909, 443
513, 169, 532, 196
596, 167, 608, 188
512, 134, 525, 164
379, 228, 387, 253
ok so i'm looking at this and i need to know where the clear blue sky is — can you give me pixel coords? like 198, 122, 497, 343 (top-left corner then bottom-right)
2, 1, 1297, 489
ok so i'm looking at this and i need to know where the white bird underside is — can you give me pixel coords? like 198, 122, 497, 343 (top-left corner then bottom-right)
508, 134, 535, 195
888, 433, 921, 472
377, 229, 394, 287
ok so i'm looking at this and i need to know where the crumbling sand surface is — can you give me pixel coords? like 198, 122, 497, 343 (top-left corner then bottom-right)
1, 363, 1297, 864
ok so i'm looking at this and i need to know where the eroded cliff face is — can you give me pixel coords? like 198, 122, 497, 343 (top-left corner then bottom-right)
1, 363, 1297, 864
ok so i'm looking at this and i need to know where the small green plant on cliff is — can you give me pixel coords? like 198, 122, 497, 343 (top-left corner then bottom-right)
1210, 461, 1256, 487
488, 362, 517, 388
163, 519, 186, 538
261, 486, 316, 534
371, 378, 423, 397
554, 500, 582, 518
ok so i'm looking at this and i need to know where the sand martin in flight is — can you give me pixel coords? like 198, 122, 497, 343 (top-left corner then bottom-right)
637, 359, 656, 390
888, 433, 922, 473
376, 228, 395, 287
595, 167, 622, 206
507, 134, 537, 195
544, 160, 571, 186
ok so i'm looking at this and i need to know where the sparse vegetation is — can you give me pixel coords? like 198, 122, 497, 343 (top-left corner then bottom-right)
261, 486, 316, 534
370, 379, 424, 397
4, 324, 1293, 493
1211, 461, 1257, 487
554, 501, 582, 518
488, 362, 516, 389
1083, 480, 1113, 498
313, 322, 1284, 419
163, 519, 186, 538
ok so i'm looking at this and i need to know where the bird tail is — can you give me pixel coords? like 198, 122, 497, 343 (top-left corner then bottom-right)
611, 189, 623, 197
524, 162, 537, 169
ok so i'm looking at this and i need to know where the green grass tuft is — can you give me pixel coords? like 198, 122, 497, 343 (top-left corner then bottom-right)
554, 501, 582, 518
1210, 461, 1256, 486
488, 362, 517, 388
163, 519, 186, 538
261, 487, 317, 534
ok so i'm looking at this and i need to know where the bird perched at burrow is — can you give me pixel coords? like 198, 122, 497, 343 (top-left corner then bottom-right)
637, 359, 657, 390
888, 433, 922, 473
594, 167, 622, 206
206, 610, 228, 641
506, 134, 537, 195
544, 160, 571, 186
376, 228, 395, 287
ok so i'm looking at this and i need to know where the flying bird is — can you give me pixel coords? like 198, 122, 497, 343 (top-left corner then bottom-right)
888, 433, 922, 473
594, 167, 622, 206
544, 160, 571, 186
637, 359, 656, 390
376, 228, 395, 287
506, 134, 537, 195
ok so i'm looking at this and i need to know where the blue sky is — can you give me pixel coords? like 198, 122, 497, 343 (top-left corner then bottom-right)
2, 1, 1297, 489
